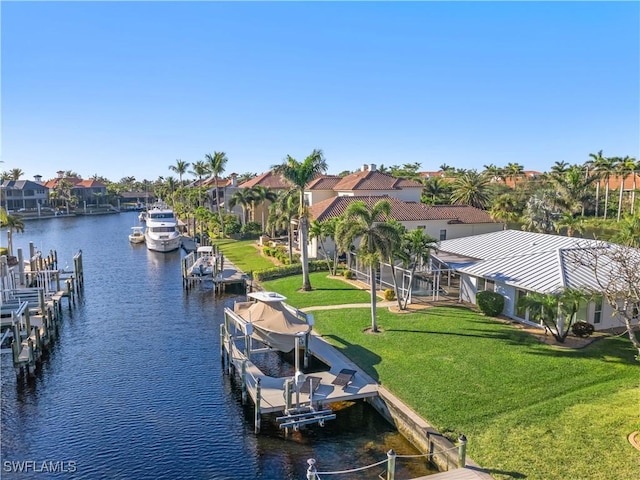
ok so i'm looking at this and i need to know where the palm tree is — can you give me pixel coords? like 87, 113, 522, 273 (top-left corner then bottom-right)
451, 170, 489, 209
595, 155, 616, 219
505, 162, 524, 187
169, 159, 190, 186
190, 160, 209, 207
272, 149, 328, 291
204, 152, 228, 236
0, 212, 25, 233
549, 161, 569, 178
421, 177, 450, 205
267, 190, 299, 263
489, 193, 520, 226
228, 188, 253, 224
521, 194, 555, 233
554, 212, 584, 238
9, 168, 24, 181
616, 156, 637, 221
586, 151, 604, 217
249, 185, 277, 229
309, 218, 340, 275
482, 164, 505, 183
335, 199, 402, 332
394, 228, 438, 310
611, 213, 640, 247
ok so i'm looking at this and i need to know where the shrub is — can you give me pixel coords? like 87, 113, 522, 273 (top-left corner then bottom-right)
383, 288, 396, 301
241, 222, 262, 238
571, 321, 595, 338
476, 291, 504, 317
343, 270, 355, 280
0, 247, 7, 256
253, 261, 329, 282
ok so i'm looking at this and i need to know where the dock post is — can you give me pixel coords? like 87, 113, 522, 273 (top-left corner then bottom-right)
220, 324, 225, 366
457, 434, 467, 468
254, 378, 261, 434
306, 459, 317, 480
17, 249, 25, 286
386, 449, 396, 480
303, 332, 310, 369
27, 338, 35, 375
241, 360, 247, 404
284, 378, 293, 412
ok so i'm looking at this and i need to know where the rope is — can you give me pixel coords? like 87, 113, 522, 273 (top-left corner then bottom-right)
316, 458, 388, 475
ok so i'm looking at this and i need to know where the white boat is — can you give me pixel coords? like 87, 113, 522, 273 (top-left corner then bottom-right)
138, 211, 147, 223
233, 292, 313, 353
144, 202, 182, 252
129, 226, 145, 244
187, 246, 216, 277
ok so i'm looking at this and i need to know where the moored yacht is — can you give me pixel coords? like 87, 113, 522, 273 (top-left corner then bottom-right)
144, 202, 181, 252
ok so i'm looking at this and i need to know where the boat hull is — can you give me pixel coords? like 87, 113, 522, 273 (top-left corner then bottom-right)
145, 235, 181, 252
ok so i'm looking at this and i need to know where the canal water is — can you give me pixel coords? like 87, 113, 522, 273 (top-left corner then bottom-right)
1, 212, 435, 479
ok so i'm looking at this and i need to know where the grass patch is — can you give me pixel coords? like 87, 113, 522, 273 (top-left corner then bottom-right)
212, 238, 276, 273
312, 306, 640, 480
261, 272, 371, 308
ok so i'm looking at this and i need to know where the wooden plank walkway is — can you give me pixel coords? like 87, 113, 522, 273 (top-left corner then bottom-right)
412, 466, 494, 479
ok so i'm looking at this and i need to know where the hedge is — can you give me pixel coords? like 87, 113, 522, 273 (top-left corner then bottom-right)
253, 261, 330, 282
476, 290, 505, 317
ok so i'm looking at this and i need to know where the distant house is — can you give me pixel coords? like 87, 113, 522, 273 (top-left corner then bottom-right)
433, 229, 639, 331
43, 175, 108, 206
0, 180, 50, 212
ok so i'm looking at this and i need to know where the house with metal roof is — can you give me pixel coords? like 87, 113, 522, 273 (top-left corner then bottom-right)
433, 229, 639, 331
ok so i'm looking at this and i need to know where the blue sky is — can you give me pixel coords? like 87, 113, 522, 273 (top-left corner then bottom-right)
2, 1, 639, 183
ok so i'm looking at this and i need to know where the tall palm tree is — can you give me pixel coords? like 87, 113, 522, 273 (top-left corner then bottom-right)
595, 155, 616, 219
421, 177, 450, 205
9, 168, 24, 181
505, 162, 524, 187
1, 212, 25, 233
451, 170, 489, 209
549, 161, 569, 179
489, 193, 520, 226
309, 218, 340, 275
169, 159, 190, 186
190, 160, 209, 207
204, 152, 228, 236
482, 164, 506, 183
272, 149, 328, 291
616, 156, 636, 221
228, 188, 253, 224
394, 228, 438, 309
267, 190, 299, 263
249, 185, 278, 229
335, 199, 402, 332
586, 150, 604, 217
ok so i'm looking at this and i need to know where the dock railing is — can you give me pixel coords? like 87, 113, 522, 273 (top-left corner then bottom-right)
305, 439, 467, 479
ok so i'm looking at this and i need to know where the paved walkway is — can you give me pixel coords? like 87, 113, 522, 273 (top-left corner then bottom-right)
300, 301, 396, 312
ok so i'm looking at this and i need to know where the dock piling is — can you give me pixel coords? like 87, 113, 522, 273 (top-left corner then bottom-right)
254, 378, 261, 434
386, 449, 396, 480
457, 434, 467, 468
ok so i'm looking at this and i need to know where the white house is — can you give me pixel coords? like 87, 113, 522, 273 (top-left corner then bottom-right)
433, 229, 639, 331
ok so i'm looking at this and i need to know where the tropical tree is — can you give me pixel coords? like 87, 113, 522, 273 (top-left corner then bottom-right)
482, 164, 505, 183
615, 156, 637, 221
549, 161, 569, 179
169, 159, 190, 185
554, 212, 584, 238
335, 199, 402, 332
505, 162, 524, 187
489, 193, 520, 226
0, 212, 25, 233
586, 150, 604, 217
517, 288, 589, 343
190, 160, 209, 207
272, 149, 328, 291
205, 152, 228, 236
596, 154, 616, 219
393, 228, 438, 310
9, 168, 24, 181
421, 177, 450, 205
249, 185, 278, 230
451, 170, 489, 209
228, 189, 253, 225
610, 213, 640, 248
266, 190, 299, 263
309, 218, 340, 275
521, 194, 555, 233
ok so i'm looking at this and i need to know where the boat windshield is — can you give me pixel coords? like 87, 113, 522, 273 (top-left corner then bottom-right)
149, 212, 175, 220
149, 226, 177, 233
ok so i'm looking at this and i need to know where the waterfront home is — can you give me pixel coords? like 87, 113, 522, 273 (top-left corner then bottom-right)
433, 229, 639, 331
0, 179, 50, 213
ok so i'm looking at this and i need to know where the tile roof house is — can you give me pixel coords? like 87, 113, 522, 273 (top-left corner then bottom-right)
433, 229, 639, 331
43, 176, 108, 205
307, 195, 502, 259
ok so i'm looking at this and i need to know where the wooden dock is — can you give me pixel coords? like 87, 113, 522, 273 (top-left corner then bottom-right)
1, 239, 84, 377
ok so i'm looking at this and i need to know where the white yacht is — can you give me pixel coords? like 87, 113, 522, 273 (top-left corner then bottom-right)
144, 202, 181, 252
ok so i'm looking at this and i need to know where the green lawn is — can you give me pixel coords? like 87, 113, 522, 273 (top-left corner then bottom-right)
261, 272, 371, 308
212, 238, 276, 272
213, 239, 640, 479
309, 306, 639, 480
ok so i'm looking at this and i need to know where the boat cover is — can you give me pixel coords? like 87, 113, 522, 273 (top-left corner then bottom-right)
234, 300, 310, 352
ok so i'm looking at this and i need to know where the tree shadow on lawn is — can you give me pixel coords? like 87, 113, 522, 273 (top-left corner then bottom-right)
475, 466, 526, 479
322, 334, 382, 382
312, 287, 362, 291
384, 327, 516, 343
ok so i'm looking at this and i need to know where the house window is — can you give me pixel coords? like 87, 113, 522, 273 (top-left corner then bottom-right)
515, 289, 528, 318
477, 277, 485, 291
439, 229, 447, 241
477, 278, 495, 292
593, 298, 602, 324
417, 225, 425, 230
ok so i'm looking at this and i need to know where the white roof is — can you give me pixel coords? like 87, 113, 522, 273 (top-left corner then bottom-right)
247, 291, 288, 303
435, 230, 628, 294
196, 246, 214, 253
